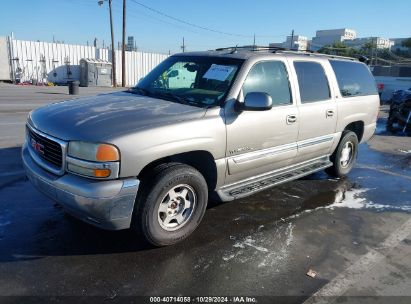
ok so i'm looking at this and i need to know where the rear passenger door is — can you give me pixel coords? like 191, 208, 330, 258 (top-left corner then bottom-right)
291, 60, 338, 163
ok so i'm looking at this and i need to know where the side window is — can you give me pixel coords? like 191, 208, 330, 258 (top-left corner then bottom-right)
294, 61, 331, 103
329, 60, 378, 97
242, 61, 292, 106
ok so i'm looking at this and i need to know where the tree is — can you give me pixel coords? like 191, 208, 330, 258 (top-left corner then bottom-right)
318, 42, 356, 57
361, 41, 375, 53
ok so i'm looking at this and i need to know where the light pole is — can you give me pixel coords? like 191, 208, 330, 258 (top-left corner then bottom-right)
98, 0, 117, 87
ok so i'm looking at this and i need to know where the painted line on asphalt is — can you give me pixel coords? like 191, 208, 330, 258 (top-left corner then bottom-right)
303, 217, 411, 304
356, 163, 411, 180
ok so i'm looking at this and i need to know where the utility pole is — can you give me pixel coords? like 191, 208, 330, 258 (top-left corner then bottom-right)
121, 0, 126, 87
253, 34, 256, 50
109, 0, 116, 87
290, 29, 294, 50
99, 0, 117, 87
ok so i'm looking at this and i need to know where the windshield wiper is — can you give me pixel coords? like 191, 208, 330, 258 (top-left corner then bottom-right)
154, 91, 205, 107
128, 87, 151, 96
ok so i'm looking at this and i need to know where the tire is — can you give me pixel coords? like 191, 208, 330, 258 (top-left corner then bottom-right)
132, 163, 208, 246
326, 131, 359, 177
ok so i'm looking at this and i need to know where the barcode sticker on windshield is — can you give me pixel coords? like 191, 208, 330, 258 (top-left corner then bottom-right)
203, 64, 234, 81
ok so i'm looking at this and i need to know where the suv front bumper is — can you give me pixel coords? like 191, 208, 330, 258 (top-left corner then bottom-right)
22, 143, 139, 230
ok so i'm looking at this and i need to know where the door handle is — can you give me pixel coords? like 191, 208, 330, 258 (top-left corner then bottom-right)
286, 114, 297, 124
326, 109, 334, 118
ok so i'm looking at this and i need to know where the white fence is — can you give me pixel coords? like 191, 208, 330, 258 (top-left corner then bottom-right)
6, 37, 169, 87
115, 50, 168, 86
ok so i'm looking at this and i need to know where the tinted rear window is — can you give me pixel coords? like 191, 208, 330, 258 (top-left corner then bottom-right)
294, 61, 330, 103
330, 60, 378, 97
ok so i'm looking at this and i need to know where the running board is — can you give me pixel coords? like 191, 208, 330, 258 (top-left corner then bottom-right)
217, 156, 332, 201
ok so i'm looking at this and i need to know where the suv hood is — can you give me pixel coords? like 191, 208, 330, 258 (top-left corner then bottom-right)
29, 91, 207, 141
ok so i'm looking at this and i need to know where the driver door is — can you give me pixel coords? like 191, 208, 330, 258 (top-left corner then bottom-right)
225, 60, 299, 184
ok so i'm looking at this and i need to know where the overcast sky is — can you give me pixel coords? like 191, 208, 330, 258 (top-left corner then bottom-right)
1, 0, 409, 53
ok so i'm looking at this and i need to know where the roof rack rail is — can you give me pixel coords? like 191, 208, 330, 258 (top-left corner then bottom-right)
277, 50, 357, 61
213, 45, 358, 61
214, 45, 286, 53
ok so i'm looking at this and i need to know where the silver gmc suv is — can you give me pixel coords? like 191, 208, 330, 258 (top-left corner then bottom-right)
23, 47, 379, 246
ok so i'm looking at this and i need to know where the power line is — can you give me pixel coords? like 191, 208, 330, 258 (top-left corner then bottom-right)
113, 5, 204, 36
129, 0, 256, 38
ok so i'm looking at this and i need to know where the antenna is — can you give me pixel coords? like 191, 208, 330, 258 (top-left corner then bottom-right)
181, 37, 186, 52
230, 45, 238, 54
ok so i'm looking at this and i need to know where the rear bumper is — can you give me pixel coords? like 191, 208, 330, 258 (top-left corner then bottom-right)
22, 143, 139, 230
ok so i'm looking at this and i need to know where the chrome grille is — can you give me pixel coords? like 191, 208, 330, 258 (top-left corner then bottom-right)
27, 126, 63, 168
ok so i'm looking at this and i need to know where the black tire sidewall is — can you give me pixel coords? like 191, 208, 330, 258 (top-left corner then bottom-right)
333, 132, 358, 177
138, 165, 208, 246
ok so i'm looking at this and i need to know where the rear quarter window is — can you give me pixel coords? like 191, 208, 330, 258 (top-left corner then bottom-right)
330, 60, 378, 97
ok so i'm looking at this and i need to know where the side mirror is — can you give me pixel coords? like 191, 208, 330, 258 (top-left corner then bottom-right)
239, 92, 273, 111
168, 70, 179, 78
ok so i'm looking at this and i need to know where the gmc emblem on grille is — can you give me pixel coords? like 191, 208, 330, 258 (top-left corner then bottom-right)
30, 138, 44, 155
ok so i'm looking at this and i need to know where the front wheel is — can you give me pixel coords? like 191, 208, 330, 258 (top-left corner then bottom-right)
132, 163, 208, 246
326, 131, 359, 177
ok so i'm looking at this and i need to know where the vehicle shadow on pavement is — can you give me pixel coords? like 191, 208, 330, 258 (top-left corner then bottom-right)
1, 142, 409, 264
0, 172, 353, 263
0, 182, 154, 262
0, 147, 25, 190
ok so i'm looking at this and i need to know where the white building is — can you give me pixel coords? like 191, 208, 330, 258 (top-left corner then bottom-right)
269, 35, 308, 51
311, 28, 356, 50
346, 37, 394, 49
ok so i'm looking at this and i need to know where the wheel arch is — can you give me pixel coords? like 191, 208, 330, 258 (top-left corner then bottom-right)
343, 121, 364, 142
137, 150, 218, 192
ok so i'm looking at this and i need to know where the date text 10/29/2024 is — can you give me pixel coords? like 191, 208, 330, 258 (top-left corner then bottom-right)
150, 296, 258, 303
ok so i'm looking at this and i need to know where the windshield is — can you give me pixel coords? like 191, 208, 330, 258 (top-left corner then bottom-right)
131, 56, 244, 107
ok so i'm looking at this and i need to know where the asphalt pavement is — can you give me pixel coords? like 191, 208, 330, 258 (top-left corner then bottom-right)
0, 84, 410, 303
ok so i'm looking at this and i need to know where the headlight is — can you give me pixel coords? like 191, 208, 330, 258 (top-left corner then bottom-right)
68, 141, 119, 162
67, 141, 120, 179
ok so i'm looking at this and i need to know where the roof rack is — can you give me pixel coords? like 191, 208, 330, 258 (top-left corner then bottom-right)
214, 45, 286, 53
214, 45, 357, 61
276, 50, 357, 61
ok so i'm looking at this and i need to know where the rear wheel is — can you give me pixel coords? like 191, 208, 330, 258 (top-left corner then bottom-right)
132, 163, 208, 246
326, 131, 358, 177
